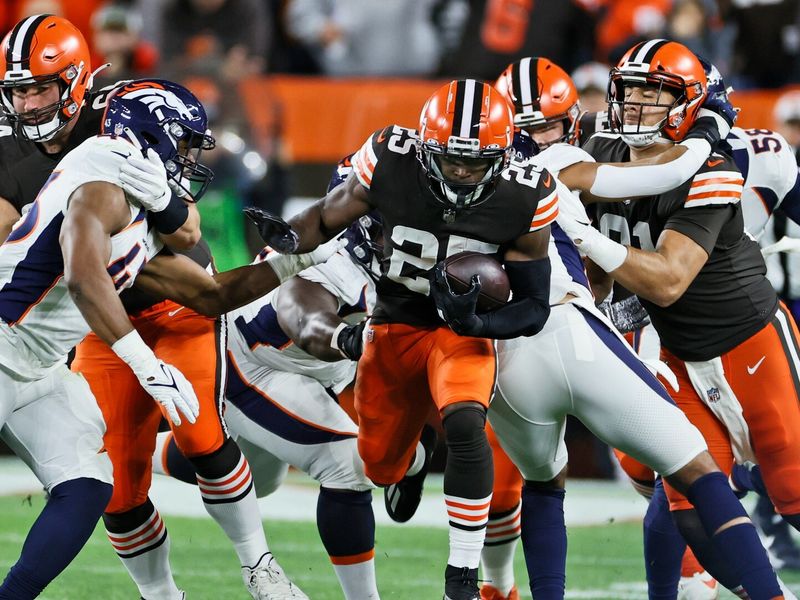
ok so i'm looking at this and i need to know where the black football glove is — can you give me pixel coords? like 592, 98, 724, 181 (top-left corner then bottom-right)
429, 262, 483, 336
598, 294, 651, 334
243, 206, 299, 253
335, 321, 366, 361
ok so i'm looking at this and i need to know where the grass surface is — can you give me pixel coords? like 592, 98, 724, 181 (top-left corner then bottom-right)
1, 493, 799, 599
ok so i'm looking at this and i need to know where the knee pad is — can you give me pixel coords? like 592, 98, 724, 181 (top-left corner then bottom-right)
442, 406, 487, 453
189, 437, 241, 480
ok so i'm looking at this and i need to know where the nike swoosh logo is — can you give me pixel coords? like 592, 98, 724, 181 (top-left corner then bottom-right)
747, 356, 766, 375
543, 172, 552, 188
707, 158, 724, 167
168, 306, 185, 317
111, 150, 131, 159
149, 364, 179, 391
376, 126, 390, 144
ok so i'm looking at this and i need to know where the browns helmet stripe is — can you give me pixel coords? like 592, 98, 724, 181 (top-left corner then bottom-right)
514, 56, 541, 117
6, 14, 50, 70
628, 38, 670, 65
451, 79, 483, 139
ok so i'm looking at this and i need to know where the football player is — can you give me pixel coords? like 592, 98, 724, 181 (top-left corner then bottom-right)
0, 78, 336, 600
0, 15, 307, 600
153, 159, 397, 600
247, 79, 558, 600
554, 38, 800, 599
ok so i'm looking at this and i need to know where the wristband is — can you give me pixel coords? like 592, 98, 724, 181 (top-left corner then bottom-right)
264, 251, 314, 284
579, 228, 628, 272
330, 322, 348, 357
111, 329, 158, 375
149, 193, 189, 234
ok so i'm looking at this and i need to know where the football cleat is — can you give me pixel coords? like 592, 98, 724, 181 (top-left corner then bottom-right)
384, 424, 437, 523
480, 583, 520, 600
444, 565, 480, 600
242, 553, 309, 600
677, 571, 719, 600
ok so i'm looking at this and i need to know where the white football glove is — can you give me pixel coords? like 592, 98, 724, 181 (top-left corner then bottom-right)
168, 175, 190, 199
265, 237, 348, 283
119, 147, 171, 212
111, 330, 200, 426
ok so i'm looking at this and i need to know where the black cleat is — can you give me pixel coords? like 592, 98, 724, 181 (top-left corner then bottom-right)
384, 424, 437, 523
443, 565, 480, 600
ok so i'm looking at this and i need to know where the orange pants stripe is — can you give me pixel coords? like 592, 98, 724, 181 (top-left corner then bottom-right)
72, 299, 226, 514
354, 323, 496, 485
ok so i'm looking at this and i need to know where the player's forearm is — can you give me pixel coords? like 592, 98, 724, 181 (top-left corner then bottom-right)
288, 201, 334, 252
67, 273, 135, 345
607, 247, 687, 307
294, 313, 348, 362
159, 202, 200, 250
198, 262, 283, 316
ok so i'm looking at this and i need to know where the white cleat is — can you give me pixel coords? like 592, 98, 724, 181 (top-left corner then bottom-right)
678, 571, 719, 600
242, 553, 309, 600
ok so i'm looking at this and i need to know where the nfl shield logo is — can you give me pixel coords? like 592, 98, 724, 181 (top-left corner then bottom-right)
706, 387, 721, 403
367, 328, 374, 343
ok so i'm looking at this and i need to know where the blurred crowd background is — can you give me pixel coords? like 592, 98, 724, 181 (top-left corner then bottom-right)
3, 0, 800, 478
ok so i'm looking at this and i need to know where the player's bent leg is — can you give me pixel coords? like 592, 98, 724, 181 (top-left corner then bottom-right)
383, 424, 437, 523
441, 403, 493, 600
0, 365, 114, 600
481, 427, 522, 600
667, 453, 783, 599
0, 477, 112, 600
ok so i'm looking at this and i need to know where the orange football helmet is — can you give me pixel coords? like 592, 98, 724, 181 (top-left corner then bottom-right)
495, 57, 582, 147
608, 39, 706, 146
417, 79, 513, 212
0, 14, 92, 141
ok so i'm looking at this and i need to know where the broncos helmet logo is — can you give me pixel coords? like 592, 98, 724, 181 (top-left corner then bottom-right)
116, 81, 198, 125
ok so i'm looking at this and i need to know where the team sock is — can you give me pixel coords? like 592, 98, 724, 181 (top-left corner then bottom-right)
643, 479, 684, 599
0, 478, 111, 600
104, 498, 182, 600
687, 472, 781, 599
317, 487, 378, 599
520, 485, 567, 600
481, 503, 521, 596
191, 438, 269, 567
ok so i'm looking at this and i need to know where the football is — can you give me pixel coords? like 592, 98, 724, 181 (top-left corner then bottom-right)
443, 251, 510, 312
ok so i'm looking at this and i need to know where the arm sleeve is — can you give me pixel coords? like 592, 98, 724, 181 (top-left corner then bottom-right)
589, 139, 712, 198
474, 258, 551, 339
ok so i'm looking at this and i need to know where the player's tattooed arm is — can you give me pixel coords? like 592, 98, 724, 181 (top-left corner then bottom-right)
60, 181, 140, 344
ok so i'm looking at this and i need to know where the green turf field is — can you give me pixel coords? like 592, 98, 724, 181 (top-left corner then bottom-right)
1, 493, 799, 599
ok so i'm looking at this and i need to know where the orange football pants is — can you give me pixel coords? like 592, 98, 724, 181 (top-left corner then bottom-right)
72, 299, 226, 514
354, 322, 496, 485
655, 305, 800, 513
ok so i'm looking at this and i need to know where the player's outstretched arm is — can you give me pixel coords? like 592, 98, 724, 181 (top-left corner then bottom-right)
275, 276, 365, 362
134, 238, 344, 316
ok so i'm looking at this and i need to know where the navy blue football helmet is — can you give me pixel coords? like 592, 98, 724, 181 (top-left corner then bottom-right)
102, 79, 215, 200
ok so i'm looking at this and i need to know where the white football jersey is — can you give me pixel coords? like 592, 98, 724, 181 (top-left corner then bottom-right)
227, 248, 376, 393
726, 127, 799, 238
530, 150, 595, 307
0, 135, 163, 375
